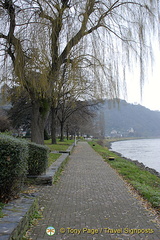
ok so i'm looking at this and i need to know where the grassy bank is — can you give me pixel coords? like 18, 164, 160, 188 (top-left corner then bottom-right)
89, 141, 160, 211
45, 139, 74, 167
45, 139, 74, 151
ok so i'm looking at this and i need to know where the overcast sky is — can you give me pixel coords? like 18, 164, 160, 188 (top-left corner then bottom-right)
121, 38, 160, 112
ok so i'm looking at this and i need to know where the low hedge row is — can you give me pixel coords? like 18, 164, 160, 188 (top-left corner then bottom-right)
0, 134, 49, 202
28, 142, 48, 175
0, 134, 28, 202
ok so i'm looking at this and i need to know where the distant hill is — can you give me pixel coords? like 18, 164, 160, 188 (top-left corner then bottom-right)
99, 99, 160, 138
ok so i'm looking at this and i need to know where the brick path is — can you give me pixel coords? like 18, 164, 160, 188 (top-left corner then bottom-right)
28, 142, 159, 240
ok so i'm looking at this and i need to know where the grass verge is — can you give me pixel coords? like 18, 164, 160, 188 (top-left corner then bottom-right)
89, 140, 160, 212
48, 153, 61, 167
22, 208, 43, 240
0, 202, 5, 218
45, 139, 74, 167
45, 139, 74, 151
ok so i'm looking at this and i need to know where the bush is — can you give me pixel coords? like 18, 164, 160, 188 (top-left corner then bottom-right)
27, 142, 49, 175
0, 134, 28, 202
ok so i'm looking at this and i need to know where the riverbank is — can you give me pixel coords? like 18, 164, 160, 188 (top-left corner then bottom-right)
110, 149, 160, 178
107, 138, 160, 178
89, 140, 160, 212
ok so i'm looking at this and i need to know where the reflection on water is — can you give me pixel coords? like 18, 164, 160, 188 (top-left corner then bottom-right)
111, 139, 160, 173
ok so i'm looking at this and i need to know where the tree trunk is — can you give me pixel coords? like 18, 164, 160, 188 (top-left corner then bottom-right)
60, 121, 64, 142
51, 107, 57, 144
31, 100, 49, 145
66, 124, 69, 140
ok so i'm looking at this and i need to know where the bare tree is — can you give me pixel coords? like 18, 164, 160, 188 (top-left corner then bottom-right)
51, 57, 96, 142
57, 97, 99, 141
68, 100, 99, 138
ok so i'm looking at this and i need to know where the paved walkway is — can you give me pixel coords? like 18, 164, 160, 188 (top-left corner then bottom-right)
29, 142, 159, 240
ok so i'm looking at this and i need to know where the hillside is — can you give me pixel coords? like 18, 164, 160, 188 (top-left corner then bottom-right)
100, 99, 160, 138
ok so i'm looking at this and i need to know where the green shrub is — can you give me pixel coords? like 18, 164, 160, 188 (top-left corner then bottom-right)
0, 134, 28, 202
27, 142, 49, 175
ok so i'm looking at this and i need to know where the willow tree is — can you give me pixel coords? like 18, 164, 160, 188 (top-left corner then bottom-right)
0, 0, 157, 144
0, 0, 51, 144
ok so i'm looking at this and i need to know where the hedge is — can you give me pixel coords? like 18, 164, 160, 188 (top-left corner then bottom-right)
0, 134, 28, 202
27, 142, 49, 176
0, 134, 49, 202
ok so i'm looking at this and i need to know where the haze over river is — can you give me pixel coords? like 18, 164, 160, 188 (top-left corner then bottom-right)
111, 139, 160, 173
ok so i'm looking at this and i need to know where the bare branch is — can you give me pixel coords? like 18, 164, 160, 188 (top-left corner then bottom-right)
0, 33, 7, 39
58, 0, 96, 65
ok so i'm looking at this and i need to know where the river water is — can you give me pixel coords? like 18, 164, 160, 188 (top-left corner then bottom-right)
111, 139, 160, 173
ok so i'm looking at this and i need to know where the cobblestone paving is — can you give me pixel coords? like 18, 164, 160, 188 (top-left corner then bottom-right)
29, 142, 159, 240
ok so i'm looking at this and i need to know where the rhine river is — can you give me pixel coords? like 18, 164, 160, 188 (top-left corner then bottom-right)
111, 139, 160, 173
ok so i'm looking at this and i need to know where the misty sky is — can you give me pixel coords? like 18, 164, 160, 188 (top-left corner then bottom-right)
122, 39, 160, 112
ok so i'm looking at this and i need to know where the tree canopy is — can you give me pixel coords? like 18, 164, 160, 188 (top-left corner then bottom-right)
0, 0, 158, 143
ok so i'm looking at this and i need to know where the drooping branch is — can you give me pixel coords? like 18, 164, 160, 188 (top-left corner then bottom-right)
58, 0, 140, 66
0, 0, 25, 82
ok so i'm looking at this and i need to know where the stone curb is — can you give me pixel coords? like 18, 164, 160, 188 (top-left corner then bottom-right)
0, 195, 38, 240
0, 143, 75, 240
35, 152, 69, 185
